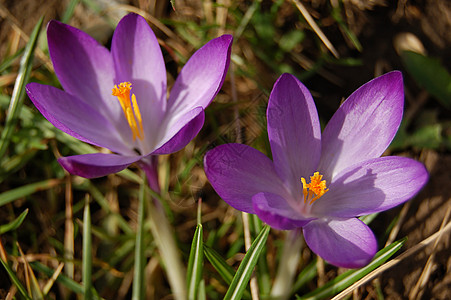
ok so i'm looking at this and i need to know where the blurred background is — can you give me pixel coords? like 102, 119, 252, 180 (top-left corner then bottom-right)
0, 0, 450, 299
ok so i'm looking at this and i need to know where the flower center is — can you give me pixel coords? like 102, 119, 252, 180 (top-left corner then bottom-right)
112, 82, 144, 141
300, 172, 329, 204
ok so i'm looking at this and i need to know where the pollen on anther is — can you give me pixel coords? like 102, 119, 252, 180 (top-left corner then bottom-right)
112, 82, 132, 97
301, 172, 329, 204
111, 82, 144, 141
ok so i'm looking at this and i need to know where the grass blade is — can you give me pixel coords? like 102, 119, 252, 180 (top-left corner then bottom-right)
61, 0, 80, 23
18, 243, 44, 300
132, 179, 146, 300
0, 179, 61, 207
291, 258, 317, 294
401, 51, 451, 109
29, 264, 44, 299
42, 263, 64, 295
297, 237, 407, 300
0, 257, 31, 300
224, 225, 270, 300
87, 181, 133, 235
203, 245, 234, 284
30, 262, 83, 294
359, 213, 379, 225
203, 246, 251, 299
187, 223, 203, 300
82, 199, 93, 299
197, 279, 206, 300
331, 6, 362, 51
0, 47, 24, 73
0, 209, 28, 234
0, 16, 43, 159
249, 214, 271, 296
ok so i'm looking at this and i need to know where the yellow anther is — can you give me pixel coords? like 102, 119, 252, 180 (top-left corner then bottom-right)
301, 172, 329, 204
112, 82, 144, 140
131, 94, 143, 138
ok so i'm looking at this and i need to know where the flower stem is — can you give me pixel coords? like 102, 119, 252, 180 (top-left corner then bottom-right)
132, 180, 146, 300
140, 157, 187, 300
147, 198, 187, 300
270, 229, 303, 300
82, 198, 93, 299
140, 156, 160, 193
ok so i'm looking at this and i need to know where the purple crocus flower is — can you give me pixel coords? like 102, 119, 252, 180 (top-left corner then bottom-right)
26, 13, 232, 183
204, 72, 428, 268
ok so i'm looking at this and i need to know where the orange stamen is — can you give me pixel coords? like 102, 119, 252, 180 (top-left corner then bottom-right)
301, 172, 329, 204
112, 82, 144, 140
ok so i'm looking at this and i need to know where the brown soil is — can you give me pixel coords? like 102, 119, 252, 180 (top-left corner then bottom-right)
376, 151, 451, 300
0, 0, 450, 299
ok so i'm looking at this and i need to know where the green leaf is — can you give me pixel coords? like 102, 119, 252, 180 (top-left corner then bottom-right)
251, 12, 276, 41
297, 237, 407, 300
407, 124, 442, 149
0, 258, 31, 300
0, 209, 28, 234
0, 16, 44, 159
279, 30, 305, 52
224, 225, 270, 300
0, 148, 39, 180
391, 119, 443, 151
82, 200, 93, 299
187, 223, 204, 300
0, 179, 61, 207
402, 51, 451, 109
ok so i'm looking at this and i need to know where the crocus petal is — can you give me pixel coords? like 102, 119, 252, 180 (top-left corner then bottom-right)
319, 71, 404, 180
26, 83, 130, 154
204, 143, 288, 213
112, 13, 167, 146
166, 35, 232, 121
303, 218, 377, 268
311, 156, 428, 218
58, 153, 141, 178
252, 192, 314, 230
152, 108, 205, 155
47, 20, 120, 122
267, 73, 321, 194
